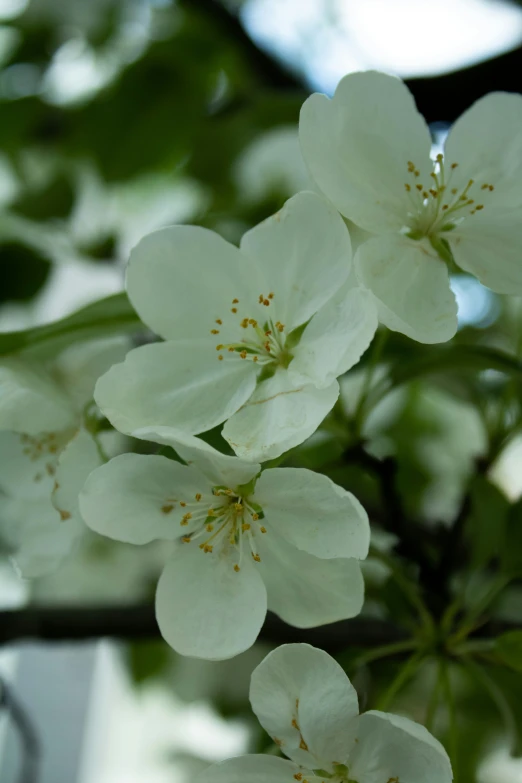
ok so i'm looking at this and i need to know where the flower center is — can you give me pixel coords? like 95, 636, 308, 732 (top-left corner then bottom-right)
403, 153, 495, 239
19, 430, 72, 484
211, 293, 293, 369
162, 485, 266, 571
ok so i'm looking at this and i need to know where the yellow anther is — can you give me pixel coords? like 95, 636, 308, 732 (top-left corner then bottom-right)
407, 161, 415, 172
265, 329, 272, 336
467, 199, 474, 205
294, 775, 303, 781
436, 153, 443, 162
232, 298, 239, 303
210, 329, 219, 334
264, 341, 271, 352
234, 564, 240, 572
275, 321, 284, 332
215, 318, 222, 325
251, 512, 259, 521
489, 185, 494, 191
259, 294, 264, 303
181, 512, 192, 525
451, 188, 458, 194
218, 355, 224, 360
206, 524, 214, 532
242, 523, 251, 532
234, 503, 243, 512
195, 493, 202, 501
249, 318, 257, 326
404, 183, 411, 192
162, 504, 174, 514
422, 191, 428, 199
263, 299, 270, 306
481, 183, 489, 190
268, 292, 274, 299
260, 526, 267, 533
182, 536, 191, 543
200, 544, 213, 553
252, 553, 261, 562
216, 344, 224, 350
414, 170, 420, 177
231, 308, 237, 314
240, 350, 247, 359
240, 318, 249, 328
476, 204, 484, 210
442, 204, 448, 210
451, 162, 458, 169
207, 508, 216, 516
253, 356, 259, 362
180, 501, 186, 507
415, 184, 423, 191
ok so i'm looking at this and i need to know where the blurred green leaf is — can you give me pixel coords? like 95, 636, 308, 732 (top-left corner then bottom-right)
466, 475, 509, 568
496, 631, 522, 673
127, 640, 172, 685
502, 499, 522, 575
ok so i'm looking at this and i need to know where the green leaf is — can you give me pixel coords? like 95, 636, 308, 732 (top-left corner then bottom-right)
127, 640, 172, 685
466, 475, 509, 568
0, 292, 143, 357
496, 631, 522, 673
502, 499, 522, 575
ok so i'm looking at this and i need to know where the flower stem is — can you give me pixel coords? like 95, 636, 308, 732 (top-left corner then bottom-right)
376, 651, 425, 712
353, 638, 418, 668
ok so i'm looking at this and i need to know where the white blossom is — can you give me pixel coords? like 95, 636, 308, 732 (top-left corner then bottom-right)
95, 191, 378, 462
300, 70, 522, 343
0, 337, 127, 576
79, 431, 370, 660
198, 643, 453, 783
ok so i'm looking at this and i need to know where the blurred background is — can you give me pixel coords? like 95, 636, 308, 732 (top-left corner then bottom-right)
2, 0, 522, 781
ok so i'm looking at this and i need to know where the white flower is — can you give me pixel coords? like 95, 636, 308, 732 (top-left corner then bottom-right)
300, 70, 522, 344
95, 191, 378, 462
198, 643, 453, 783
0, 337, 128, 576
79, 430, 370, 660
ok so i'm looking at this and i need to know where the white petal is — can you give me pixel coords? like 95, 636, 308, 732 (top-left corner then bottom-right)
250, 644, 359, 770
240, 192, 352, 330
449, 214, 522, 295
257, 528, 364, 627
127, 224, 263, 341
0, 430, 64, 498
79, 453, 213, 544
355, 235, 458, 344
444, 91, 522, 212
52, 429, 102, 521
132, 428, 260, 488
348, 710, 452, 783
223, 370, 339, 462
1, 495, 82, 578
290, 285, 378, 387
299, 71, 432, 232
196, 755, 307, 783
95, 340, 257, 436
0, 358, 76, 435
54, 337, 130, 409
156, 544, 267, 660
255, 467, 369, 559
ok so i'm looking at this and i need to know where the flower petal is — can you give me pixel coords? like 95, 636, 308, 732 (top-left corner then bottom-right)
95, 340, 257, 436
54, 337, 130, 409
450, 214, 522, 295
443, 91, 522, 213
0, 358, 76, 435
131, 428, 261, 488
79, 453, 213, 544
249, 644, 359, 770
355, 235, 458, 344
196, 755, 308, 783
348, 710, 452, 783
127, 225, 263, 341
255, 467, 369, 559
299, 71, 432, 233
257, 527, 364, 627
0, 430, 63, 498
52, 429, 102, 522
290, 285, 378, 387
223, 370, 339, 462
156, 544, 267, 659
240, 191, 352, 331
1, 495, 82, 578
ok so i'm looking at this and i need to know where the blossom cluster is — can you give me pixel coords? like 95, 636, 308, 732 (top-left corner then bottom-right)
2, 69, 521, 781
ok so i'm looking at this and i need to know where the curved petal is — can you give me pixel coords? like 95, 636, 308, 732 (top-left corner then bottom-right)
52, 429, 101, 522
79, 453, 213, 544
449, 214, 522, 294
249, 644, 359, 770
94, 340, 257, 436
255, 467, 369, 559
444, 91, 522, 213
0, 358, 76, 435
299, 71, 432, 232
223, 370, 339, 462
196, 755, 308, 783
290, 285, 378, 387
1, 495, 83, 578
257, 528, 364, 627
156, 544, 267, 659
0, 429, 68, 498
355, 235, 458, 344
127, 225, 263, 342
132, 428, 260, 488
348, 710, 452, 783
240, 192, 352, 331
54, 337, 130, 409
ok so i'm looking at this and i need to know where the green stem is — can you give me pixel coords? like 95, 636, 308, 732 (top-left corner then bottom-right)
441, 662, 458, 778
354, 638, 418, 668
425, 659, 444, 731
450, 576, 511, 645
376, 652, 425, 712
463, 657, 520, 755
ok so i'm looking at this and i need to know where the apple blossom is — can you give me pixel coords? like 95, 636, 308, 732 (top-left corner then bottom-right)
79, 431, 370, 660
198, 643, 453, 783
0, 337, 127, 576
94, 191, 378, 462
300, 70, 522, 343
